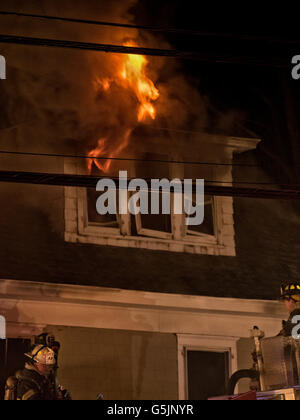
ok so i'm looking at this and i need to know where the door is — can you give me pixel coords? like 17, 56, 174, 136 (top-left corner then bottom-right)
186, 349, 230, 400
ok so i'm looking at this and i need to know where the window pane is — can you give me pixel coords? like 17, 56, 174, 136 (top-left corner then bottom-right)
188, 202, 214, 236
187, 350, 229, 400
87, 188, 118, 226
140, 191, 172, 234
140, 213, 172, 234
87, 162, 119, 226
186, 196, 214, 236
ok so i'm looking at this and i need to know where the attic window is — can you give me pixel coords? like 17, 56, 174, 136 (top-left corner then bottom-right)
65, 186, 235, 257
186, 196, 215, 238
64, 141, 238, 257
87, 188, 119, 228
135, 191, 173, 240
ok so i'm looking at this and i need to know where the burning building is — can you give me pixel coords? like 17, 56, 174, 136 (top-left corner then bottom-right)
0, 0, 300, 401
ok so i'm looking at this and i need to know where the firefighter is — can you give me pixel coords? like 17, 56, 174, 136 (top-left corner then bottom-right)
278, 281, 300, 337
5, 344, 71, 400
228, 282, 300, 394
18, 345, 58, 400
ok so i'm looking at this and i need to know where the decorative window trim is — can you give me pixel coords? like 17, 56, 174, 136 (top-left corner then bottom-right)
78, 188, 131, 237
177, 334, 239, 400
135, 213, 174, 240
65, 182, 236, 257
64, 135, 260, 256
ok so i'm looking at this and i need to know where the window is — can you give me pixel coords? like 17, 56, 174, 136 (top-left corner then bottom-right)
187, 350, 230, 400
87, 188, 119, 228
177, 335, 239, 400
134, 190, 173, 240
132, 153, 174, 240
64, 142, 237, 256
185, 195, 215, 237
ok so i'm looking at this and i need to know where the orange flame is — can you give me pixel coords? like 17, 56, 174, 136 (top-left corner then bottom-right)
88, 43, 159, 174
120, 46, 160, 121
87, 130, 132, 174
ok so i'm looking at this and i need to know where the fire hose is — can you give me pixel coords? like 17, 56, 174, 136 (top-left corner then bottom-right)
227, 369, 260, 396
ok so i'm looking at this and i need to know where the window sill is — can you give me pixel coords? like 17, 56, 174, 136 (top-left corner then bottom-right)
65, 230, 236, 257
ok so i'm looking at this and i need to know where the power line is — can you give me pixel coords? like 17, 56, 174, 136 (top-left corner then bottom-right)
0, 170, 300, 200
2, 149, 300, 188
1, 149, 300, 187
0, 149, 259, 168
0, 34, 290, 67
0, 11, 299, 45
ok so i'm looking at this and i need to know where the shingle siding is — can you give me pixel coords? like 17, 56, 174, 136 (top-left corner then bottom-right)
0, 150, 299, 301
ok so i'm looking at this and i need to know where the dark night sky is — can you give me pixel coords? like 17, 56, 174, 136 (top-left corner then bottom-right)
131, 1, 300, 183
0, 0, 300, 183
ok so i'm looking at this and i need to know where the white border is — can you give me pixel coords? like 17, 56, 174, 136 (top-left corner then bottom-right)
64, 171, 236, 257
177, 334, 239, 400
0, 279, 286, 339
64, 134, 259, 257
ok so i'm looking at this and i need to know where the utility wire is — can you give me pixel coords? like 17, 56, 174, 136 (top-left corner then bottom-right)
1, 150, 300, 188
0, 11, 299, 45
0, 34, 290, 67
0, 18, 293, 184
0, 149, 259, 168
0, 170, 300, 200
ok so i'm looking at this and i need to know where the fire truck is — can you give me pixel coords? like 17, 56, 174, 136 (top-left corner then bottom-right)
211, 326, 300, 400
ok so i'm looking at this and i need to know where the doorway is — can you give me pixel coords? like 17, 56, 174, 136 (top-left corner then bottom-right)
186, 349, 230, 400
177, 334, 238, 400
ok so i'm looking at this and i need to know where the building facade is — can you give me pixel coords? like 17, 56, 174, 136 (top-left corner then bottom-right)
1, 1, 300, 400
1, 133, 299, 399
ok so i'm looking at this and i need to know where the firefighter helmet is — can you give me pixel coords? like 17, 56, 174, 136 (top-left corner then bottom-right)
280, 282, 300, 301
25, 345, 56, 366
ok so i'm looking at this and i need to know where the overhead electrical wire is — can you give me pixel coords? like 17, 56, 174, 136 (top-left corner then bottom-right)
0, 10, 299, 45
0, 149, 299, 189
0, 34, 290, 67
0, 170, 300, 200
0, 12, 296, 193
0, 149, 259, 168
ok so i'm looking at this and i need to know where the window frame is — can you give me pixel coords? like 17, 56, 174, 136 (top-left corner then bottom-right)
184, 195, 218, 244
77, 187, 131, 238
64, 137, 238, 257
177, 334, 239, 400
65, 184, 235, 256
133, 190, 175, 240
